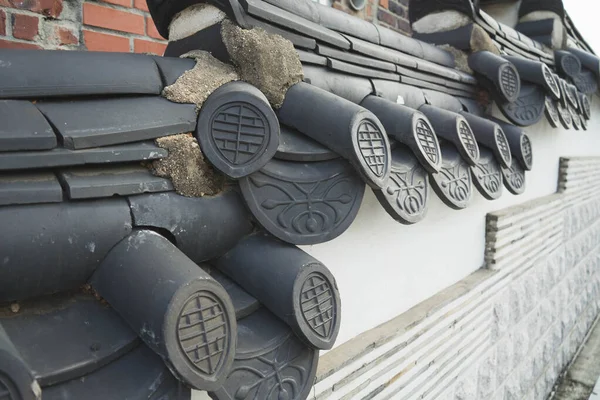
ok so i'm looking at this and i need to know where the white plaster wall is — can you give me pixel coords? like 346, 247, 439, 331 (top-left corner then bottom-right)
480, 0, 522, 27
301, 99, 600, 349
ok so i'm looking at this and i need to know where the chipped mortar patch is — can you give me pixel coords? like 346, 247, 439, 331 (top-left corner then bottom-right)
438, 45, 473, 74
412, 10, 471, 34
470, 25, 500, 55
221, 19, 303, 108
152, 133, 225, 197
162, 50, 239, 110
169, 3, 226, 42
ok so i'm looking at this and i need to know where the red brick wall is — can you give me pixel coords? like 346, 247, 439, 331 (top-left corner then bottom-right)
0, 0, 167, 53
333, 0, 411, 35
0, 0, 410, 52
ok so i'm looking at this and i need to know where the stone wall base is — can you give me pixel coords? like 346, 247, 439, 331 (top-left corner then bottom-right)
314, 157, 600, 400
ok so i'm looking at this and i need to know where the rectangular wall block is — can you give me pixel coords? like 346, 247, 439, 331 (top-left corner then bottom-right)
0, 0, 167, 53
315, 156, 600, 400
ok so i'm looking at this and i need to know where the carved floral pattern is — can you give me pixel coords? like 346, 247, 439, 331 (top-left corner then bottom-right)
495, 129, 511, 166
572, 72, 598, 94
439, 163, 471, 203
415, 118, 440, 166
240, 160, 364, 245
502, 159, 526, 195
212, 321, 317, 400
458, 121, 479, 160
502, 84, 545, 126
500, 65, 519, 99
543, 65, 560, 98
558, 103, 573, 128
231, 336, 310, 400
387, 168, 427, 217
471, 151, 502, 200
522, 135, 533, 168
545, 98, 560, 128
374, 146, 429, 224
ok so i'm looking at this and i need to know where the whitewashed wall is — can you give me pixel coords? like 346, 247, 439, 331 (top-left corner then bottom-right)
193, 103, 600, 400
302, 100, 600, 349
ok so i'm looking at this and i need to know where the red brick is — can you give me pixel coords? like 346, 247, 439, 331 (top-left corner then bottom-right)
5, 0, 63, 18
83, 29, 129, 52
83, 3, 144, 35
396, 17, 411, 35
389, 1, 406, 18
56, 26, 78, 45
0, 38, 41, 49
133, 38, 166, 55
145, 16, 163, 39
379, 0, 388, 9
12, 13, 39, 41
0, 10, 5, 36
100, 0, 132, 7
133, 0, 148, 12
377, 9, 396, 27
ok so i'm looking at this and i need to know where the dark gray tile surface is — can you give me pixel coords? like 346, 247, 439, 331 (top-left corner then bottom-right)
37, 97, 197, 150
59, 165, 174, 199
0, 100, 57, 151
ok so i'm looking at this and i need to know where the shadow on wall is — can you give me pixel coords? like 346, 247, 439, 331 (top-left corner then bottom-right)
299, 101, 600, 349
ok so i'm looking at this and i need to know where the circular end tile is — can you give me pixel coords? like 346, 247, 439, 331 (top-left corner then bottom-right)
571, 107, 582, 130
197, 82, 280, 179
581, 115, 588, 131
499, 83, 545, 127
545, 98, 560, 128
565, 85, 579, 109
494, 127, 512, 169
430, 142, 473, 210
581, 95, 591, 120
520, 134, 533, 171
572, 71, 598, 94
412, 115, 441, 173
351, 115, 391, 189
165, 281, 236, 391
498, 63, 520, 103
542, 65, 561, 100
293, 264, 341, 350
456, 118, 480, 165
560, 54, 581, 77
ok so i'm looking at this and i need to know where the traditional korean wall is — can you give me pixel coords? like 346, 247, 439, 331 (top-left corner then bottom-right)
301, 102, 600, 350
304, 154, 600, 400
